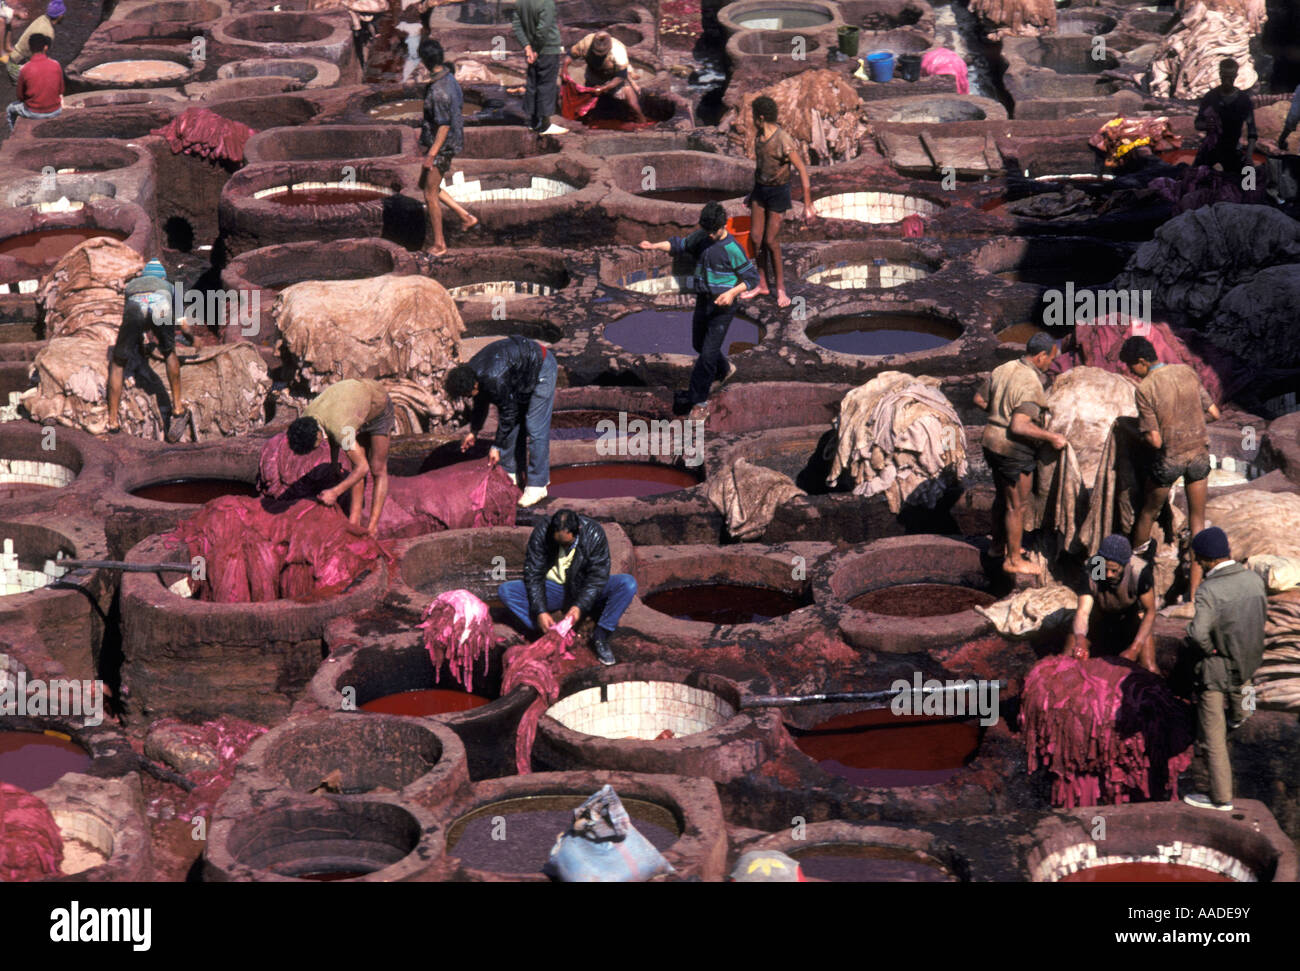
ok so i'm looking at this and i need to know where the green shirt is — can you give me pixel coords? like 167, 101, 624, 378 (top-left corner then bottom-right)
8, 15, 54, 81
511, 0, 563, 55
303, 379, 388, 446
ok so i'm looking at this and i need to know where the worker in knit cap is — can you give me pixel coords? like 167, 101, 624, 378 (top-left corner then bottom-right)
1182, 526, 1266, 812
6, 0, 63, 80
1067, 533, 1158, 673
106, 259, 193, 440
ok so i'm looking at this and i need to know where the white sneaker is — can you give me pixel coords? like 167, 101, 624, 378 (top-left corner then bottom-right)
518, 485, 548, 507
505, 471, 518, 486
541, 123, 569, 135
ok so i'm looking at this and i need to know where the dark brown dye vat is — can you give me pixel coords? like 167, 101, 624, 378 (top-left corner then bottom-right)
795, 708, 982, 787
793, 844, 958, 883
1061, 862, 1235, 883
636, 188, 743, 205
446, 795, 680, 874
643, 583, 811, 625
0, 227, 129, 266
995, 267, 1113, 287
265, 187, 391, 207
359, 688, 491, 716
849, 582, 995, 617
603, 309, 762, 357
809, 314, 958, 356
130, 478, 259, 504
548, 463, 701, 499
0, 730, 93, 792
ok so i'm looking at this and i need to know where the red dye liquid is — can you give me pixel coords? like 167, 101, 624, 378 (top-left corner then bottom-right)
548, 463, 701, 499
603, 309, 762, 357
637, 188, 744, 205
793, 844, 958, 882
0, 731, 93, 792
130, 478, 260, 504
0, 228, 129, 267
448, 796, 679, 874
795, 708, 983, 788
849, 582, 996, 618
359, 688, 491, 716
1060, 862, 1234, 883
266, 187, 391, 207
642, 583, 810, 625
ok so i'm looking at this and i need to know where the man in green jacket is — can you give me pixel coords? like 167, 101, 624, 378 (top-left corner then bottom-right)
511, 0, 566, 135
1182, 526, 1266, 812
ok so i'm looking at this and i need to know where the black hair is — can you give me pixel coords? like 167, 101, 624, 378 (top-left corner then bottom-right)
287, 416, 320, 455
1025, 332, 1056, 357
446, 364, 478, 399
1118, 336, 1158, 367
549, 508, 580, 539
752, 96, 778, 123
699, 200, 728, 233
28, 33, 51, 53
419, 37, 445, 70
1219, 58, 1238, 73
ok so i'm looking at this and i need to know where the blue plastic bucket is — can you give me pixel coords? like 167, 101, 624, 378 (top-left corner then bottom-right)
867, 51, 895, 82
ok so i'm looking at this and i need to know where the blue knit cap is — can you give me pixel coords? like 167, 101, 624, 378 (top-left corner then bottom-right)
139, 259, 168, 281
1097, 534, 1132, 564
1192, 526, 1231, 560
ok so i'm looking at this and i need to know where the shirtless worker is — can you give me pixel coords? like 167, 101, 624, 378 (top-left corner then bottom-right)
1194, 58, 1256, 173
972, 332, 1067, 575
1067, 534, 1158, 674
1118, 336, 1220, 600
287, 379, 393, 537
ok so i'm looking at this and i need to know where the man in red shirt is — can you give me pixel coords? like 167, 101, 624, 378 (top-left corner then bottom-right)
6, 31, 62, 131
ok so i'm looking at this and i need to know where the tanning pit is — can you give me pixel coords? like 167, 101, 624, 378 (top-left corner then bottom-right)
972, 237, 1129, 289
814, 191, 944, 226
68, 47, 201, 89
243, 125, 415, 164
547, 462, 703, 500
744, 822, 965, 882
799, 241, 942, 291
432, 248, 571, 301
0, 521, 75, 596
803, 310, 963, 358
461, 126, 561, 159
216, 57, 339, 89
719, 0, 837, 32
600, 308, 764, 357
1055, 11, 1117, 35
534, 665, 784, 782
38, 774, 154, 881
0, 728, 93, 791
210, 12, 353, 65
444, 172, 579, 205
605, 151, 751, 212
820, 536, 1004, 652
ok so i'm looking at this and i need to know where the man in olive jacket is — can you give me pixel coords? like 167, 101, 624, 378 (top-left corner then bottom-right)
1182, 526, 1266, 812
498, 509, 637, 665
511, 0, 565, 134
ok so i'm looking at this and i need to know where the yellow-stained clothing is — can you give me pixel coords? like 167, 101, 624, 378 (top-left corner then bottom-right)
547, 542, 578, 584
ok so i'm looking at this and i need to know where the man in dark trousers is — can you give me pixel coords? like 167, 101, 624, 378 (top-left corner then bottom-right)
1119, 335, 1220, 599
417, 37, 476, 255
498, 508, 638, 665
511, 0, 566, 135
447, 334, 557, 507
1182, 527, 1266, 812
6, 31, 61, 130
639, 201, 758, 417
1194, 58, 1257, 173
1067, 534, 1158, 674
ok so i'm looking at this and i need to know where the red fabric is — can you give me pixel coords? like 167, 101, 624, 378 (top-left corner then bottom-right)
418, 589, 495, 693
257, 433, 519, 540
166, 495, 393, 603
151, 107, 255, 164
16, 52, 62, 113
1020, 655, 1195, 808
0, 782, 63, 881
501, 617, 575, 774
560, 72, 600, 120
921, 48, 969, 95
1049, 312, 1232, 405
142, 717, 267, 823
901, 214, 925, 237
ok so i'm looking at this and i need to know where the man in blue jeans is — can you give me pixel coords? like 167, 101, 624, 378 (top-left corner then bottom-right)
499, 509, 637, 665
447, 334, 556, 507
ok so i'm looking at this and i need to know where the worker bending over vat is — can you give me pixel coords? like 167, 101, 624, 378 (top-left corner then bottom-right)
1067, 534, 1158, 674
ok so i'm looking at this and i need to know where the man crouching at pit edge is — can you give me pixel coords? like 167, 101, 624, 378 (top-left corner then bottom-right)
497, 508, 637, 666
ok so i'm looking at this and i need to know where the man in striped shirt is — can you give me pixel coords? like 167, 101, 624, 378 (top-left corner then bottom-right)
640, 201, 758, 416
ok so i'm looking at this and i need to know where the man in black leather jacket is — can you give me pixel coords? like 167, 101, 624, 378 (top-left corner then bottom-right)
447, 334, 557, 507
498, 509, 637, 665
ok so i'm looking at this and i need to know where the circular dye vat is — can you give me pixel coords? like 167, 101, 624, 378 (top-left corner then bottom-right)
255, 185, 393, 206
604, 309, 762, 356
548, 463, 701, 499
996, 322, 1046, 344
0, 483, 58, 500
736, 8, 833, 29
549, 410, 630, 441
81, 60, 189, 83
446, 794, 680, 873
129, 478, 260, 504
1060, 862, 1234, 883
849, 582, 996, 617
806, 262, 929, 289
359, 688, 491, 716
0, 730, 93, 792
368, 99, 423, 121
643, 583, 811, 625
807, 314, 960, 356
995, 266, 1115, 287
636, 188, 744, 205
795, 708, 982, 787
0, 227, 129, 266
792, 844, 958, 882
294, 868, 376, 881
